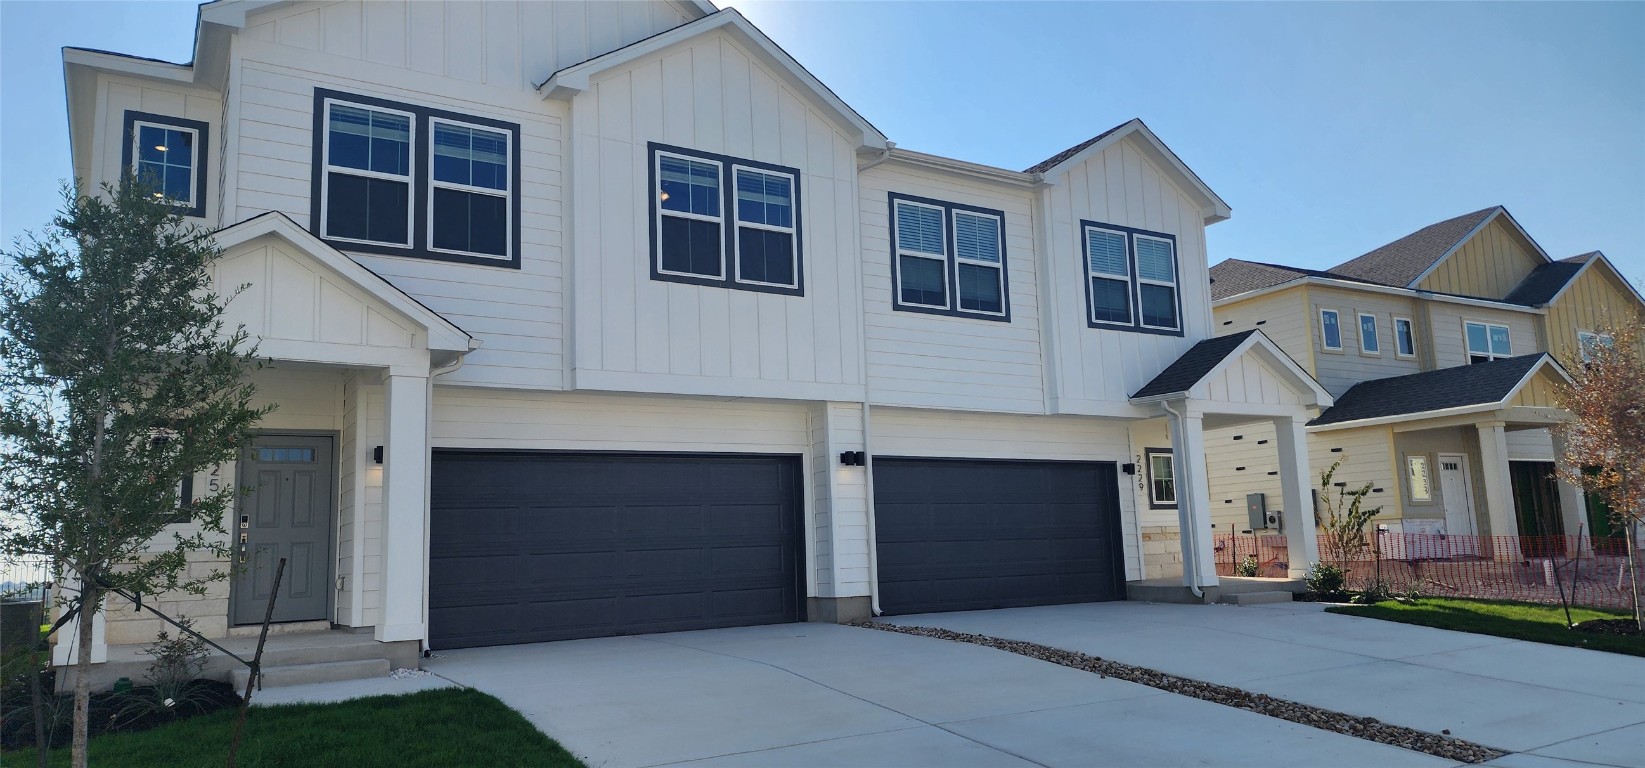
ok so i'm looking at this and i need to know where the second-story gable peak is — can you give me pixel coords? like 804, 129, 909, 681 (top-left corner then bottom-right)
1329, 205, 1555, 291
1027, 119, 1232, 225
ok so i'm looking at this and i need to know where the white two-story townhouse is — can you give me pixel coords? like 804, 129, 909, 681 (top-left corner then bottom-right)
57, 0, 1331, 686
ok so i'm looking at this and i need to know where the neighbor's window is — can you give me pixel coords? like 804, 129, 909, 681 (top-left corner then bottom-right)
122, 111, 209, 218
1394, 316, 1416, 358
889, 194, 1008, 319
1406, 455, 1432, 502
430, 119, 512, 259
1465, 321, 1511, 363
1358, 313, 1380, 354
311, 89, 521, 268
1577, 331, 1614, 362
1320, 309, 1342, 351
651, 143, 802, 295
1147, 449, 1176, 508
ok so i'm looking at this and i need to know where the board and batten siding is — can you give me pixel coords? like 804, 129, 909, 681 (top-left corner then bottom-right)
809, 403, 869, 598
567, 30, 864, 402
87, 74, 222, 224
1040, 136, 1213, 414
871, 408, 1143, 580
858, 163, 1044, 414
1416, 217, 1543, 299
1543, 262, 1645, 363
225, 38, 567, 389
1305, 286, 1421, 397
1426, 303, 1541, 370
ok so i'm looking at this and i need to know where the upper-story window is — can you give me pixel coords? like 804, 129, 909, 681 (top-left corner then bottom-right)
651, 143, 802, 296
1464, 320, 1512, 363
1393, 316, 1417, 358
1577, 330, 1614, 362
1319, 309, 1343, 351
1082, 221, 1180, 335
889, 194, 1007, 320
122, 111, 209, 218
311, 89, 521, 268
1358, 313, 1380, 354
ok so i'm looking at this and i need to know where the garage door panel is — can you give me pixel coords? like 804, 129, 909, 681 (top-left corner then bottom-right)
430, 451, 802, 648
874, 458, 1124, 615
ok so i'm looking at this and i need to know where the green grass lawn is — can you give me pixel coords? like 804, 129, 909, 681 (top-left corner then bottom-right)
10, 688, 584, 768
1328, 598, 1644, 657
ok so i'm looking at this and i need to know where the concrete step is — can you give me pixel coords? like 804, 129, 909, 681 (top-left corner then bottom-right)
233, 658, 390, 690
1217, 590, 1294, 606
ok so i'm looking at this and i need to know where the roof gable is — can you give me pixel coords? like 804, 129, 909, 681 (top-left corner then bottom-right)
1026, 119, 1231, 225
1132, 330, 1331, 406
539, 9, 886, 150
1328, 206, 1500, 287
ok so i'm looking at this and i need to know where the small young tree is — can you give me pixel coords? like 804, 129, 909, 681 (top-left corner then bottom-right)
0, 180, 269, 767
1554, 317, 1645, 630
1314, 457, 1383, 571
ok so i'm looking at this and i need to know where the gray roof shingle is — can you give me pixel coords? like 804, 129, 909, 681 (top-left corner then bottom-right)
1327, 206, 1500, 288
1023, 120, 1133, 175
1307, 354, 1547, 427
1209, 259, 1359, 301
1132, 331, 1257, 398
1503, 261, 1585, 307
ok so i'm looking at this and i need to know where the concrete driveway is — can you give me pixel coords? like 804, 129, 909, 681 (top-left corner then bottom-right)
887, 602, 1645, 768
427, 620, 1459, 768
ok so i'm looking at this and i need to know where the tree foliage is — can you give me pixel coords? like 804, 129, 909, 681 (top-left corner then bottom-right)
0, 180, 269, 767
1314, 457, 1383, 567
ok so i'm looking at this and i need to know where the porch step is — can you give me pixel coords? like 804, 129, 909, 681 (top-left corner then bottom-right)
232, 658, 390, 690
1217, 590, 1294, 606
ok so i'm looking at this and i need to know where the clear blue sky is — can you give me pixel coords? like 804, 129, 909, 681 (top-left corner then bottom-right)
4, 1, 1641, 288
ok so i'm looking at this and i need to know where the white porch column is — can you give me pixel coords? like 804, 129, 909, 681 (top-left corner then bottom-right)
1476, 421, 1519, 562
377, 372, 431, 644
1167, 407, 1218, 589
1549, 431, 1593, 556
1273, 415, 1321, 578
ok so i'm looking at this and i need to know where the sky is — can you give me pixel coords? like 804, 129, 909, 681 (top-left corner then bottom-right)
2, 1, 1641, 289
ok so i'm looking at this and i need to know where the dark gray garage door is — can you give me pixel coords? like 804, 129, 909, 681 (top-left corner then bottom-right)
874, 458, 1125, 615
429, 451, 803, 649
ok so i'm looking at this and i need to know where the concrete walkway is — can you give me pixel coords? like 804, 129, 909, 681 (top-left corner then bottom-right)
426, 621, 1457, 768
885, 602, 1645, 768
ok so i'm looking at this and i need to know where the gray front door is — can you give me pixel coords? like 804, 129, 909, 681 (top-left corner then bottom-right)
232, 434, 334, 625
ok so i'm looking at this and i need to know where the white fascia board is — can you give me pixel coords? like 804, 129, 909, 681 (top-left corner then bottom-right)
212, 213, 475, 353
540, 9, 887, 150
1130, 330, 1332, 407
1212, 275, 1546, 314
1308, 354, 1567, 433
877, 149, 1040, 188
1247, 332, 1334, 406
62, 48, 195, 84
1036, 120, 1232, 225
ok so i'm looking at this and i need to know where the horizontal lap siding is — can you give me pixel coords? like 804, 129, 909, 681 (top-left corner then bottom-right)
1215, 289, 1311, 371
1426, 303, 1540, 370
871, 408, 1141, 580
859, 165, 1044, 413
1042, 139, 1212, 412
1202, 422, 1286, 533
1309, 425, 1399, 519
570, 32, 862, 400
1305, 286, 1421, 397
431, 389, 811, 454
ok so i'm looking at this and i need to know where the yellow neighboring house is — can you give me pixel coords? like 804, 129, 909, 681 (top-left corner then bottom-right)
1205, 206, 1644, 561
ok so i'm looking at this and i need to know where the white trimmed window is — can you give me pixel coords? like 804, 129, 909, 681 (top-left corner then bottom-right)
1135, 235, 1179, 331
429, 118, 512, 260
321, 99, 415, 248
1465, 321, 1512, 363
734, 166, 799, 289
656, 151, 725, 279
1358, 313, 1381, 354
953, 210, 1004, 315
1577, 330, 1614, 362
651, 143, 803, 295
1320, 309, 1343, 351
894, 199, 948, 309
1085, 226, 1132, 325
889, 195, 1008, 319
131, 122, 198, 207
1394, 316, 1416, 358
1147, 449, 1177, 508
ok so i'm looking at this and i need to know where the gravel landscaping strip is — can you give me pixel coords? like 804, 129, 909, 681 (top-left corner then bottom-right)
853, 620, 1507, 764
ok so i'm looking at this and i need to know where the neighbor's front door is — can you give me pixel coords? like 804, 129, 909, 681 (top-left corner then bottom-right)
232, 435, 335, 625
1438, 454, 1480, 558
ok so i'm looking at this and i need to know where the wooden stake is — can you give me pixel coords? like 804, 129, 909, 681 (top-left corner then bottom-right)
226, 557, 285, 768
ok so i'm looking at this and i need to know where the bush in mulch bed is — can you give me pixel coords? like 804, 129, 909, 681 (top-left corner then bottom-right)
1, 668, 240, 750
1574, 618, 1644, 636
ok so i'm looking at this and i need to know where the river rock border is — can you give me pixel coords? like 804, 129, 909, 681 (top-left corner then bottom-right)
852, 620, 1506, 764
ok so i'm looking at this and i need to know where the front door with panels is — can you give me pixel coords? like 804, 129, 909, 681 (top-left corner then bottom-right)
232, 435, 335, 625
1437, 454, 1480, 558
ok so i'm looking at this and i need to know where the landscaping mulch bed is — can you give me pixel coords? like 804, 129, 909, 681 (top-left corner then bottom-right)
1574, 618, 1644, 637
853, 620, 1506, 765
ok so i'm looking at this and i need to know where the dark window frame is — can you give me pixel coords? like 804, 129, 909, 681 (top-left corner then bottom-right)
647, 142, 804, 297
309, 88, 522, 269
1080, 220, 1182, 337
887, 192, 1011, 322
122, 110, 210, 218
1145, 447, 1177, 509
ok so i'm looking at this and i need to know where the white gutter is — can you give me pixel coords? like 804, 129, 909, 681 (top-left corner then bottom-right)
881, 147, 1042, 188
855, 142, 896, 173
1213, 276, 1548, 314
1159, 399, 1203, 598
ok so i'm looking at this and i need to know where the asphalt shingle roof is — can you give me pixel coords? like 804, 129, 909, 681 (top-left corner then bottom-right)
1503, 260, 1585, 307
1023, 121, 1133, 175
1307, 354, 1546, 427
1132, 331, 1257, 399
1327, 206, 1501, 288
1209, 259, 1359, 301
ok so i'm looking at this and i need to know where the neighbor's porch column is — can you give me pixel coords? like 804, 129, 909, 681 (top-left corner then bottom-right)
1273, 415, 1321, 578
1476, 421, 1519, 562
1166, 406, 1218, 589
1549, 430, 1592, 556
377, 371, 431, 644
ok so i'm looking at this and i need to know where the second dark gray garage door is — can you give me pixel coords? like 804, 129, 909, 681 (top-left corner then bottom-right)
874, 458, 1125, 615
428, 451, 803, 649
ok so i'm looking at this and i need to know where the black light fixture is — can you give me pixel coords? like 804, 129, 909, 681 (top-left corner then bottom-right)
373, 446, 384, 464
1122, 462, 1137, 475
838, 451, 866, 467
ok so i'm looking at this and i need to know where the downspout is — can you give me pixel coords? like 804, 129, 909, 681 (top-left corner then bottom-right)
419, 347, 471, 652
1160, 399, 1203, 598
862, 399, 881, 616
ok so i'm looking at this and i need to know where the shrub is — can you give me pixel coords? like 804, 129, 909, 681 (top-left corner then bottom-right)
113, 619, 215, 727
1234, 556, 1260, 578
1306, 562, 1347, 597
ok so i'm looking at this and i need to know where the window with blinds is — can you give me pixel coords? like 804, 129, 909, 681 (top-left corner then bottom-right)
888, 194, 1010, 320
1080, 221, 1181, 335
